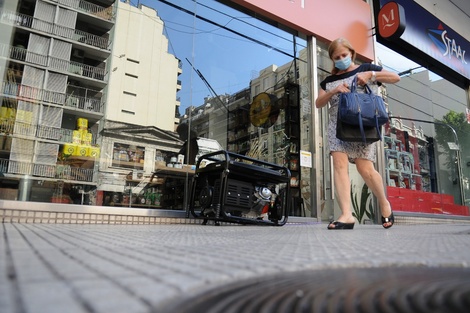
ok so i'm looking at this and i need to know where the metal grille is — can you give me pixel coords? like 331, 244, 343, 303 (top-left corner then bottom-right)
225, 179, 253, 208
32, 163, 56, 178
8, 160, 32, 175
161, 267, 470, 313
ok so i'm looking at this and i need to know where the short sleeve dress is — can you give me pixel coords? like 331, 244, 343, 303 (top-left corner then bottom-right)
320, 63, 383, 163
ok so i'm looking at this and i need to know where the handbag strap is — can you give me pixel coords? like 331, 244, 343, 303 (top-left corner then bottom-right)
350, 76, 358, 93
351, 75, 374, 94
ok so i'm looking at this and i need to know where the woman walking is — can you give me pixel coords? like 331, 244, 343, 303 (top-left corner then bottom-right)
315, 38, 400, 229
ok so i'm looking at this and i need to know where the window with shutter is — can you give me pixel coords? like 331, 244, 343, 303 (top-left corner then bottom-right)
46, 72, 67, 93
57, 7, 77, 28
50, 39, 72, 71
51, 39, 72, 60
26, 34, 50, 66
32, 1, 55, 33
55, 8, 77, 38
21, 65, 45, 88
40, 105, 63, 129
34, 1, 55, 22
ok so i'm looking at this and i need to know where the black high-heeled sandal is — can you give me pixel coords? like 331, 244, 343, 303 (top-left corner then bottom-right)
327, 221, 355, 230
382, 212, 395, 229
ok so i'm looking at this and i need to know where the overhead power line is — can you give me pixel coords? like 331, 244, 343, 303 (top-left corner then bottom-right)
156, 0, 297, 60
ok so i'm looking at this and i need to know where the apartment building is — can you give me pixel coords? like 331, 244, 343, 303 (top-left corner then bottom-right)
96, 1, 183, 203
0, 0, 183, 206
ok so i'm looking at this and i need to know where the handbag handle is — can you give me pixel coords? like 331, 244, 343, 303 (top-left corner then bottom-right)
350, 75, 374, 94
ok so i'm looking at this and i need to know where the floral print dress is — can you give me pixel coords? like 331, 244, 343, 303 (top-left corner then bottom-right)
320, 63, 383, 163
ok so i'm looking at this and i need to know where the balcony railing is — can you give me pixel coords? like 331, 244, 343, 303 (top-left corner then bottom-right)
0, 9, 110, 50
0, 120, 98, 145
0, 158, 94, 182
0, 43, 107, 82
1, 81, 104, 114
49, 0, 114, 22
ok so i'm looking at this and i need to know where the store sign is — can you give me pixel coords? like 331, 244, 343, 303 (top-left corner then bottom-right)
227, 0, 374, 60
377, 2, 406, 39
428, 26, 467, 66
376, 0, 470, 81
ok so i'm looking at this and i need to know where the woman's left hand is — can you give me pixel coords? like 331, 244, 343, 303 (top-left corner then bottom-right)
356, 72, 372, 86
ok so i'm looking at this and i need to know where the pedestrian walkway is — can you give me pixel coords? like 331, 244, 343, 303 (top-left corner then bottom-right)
1, 222, 470, 313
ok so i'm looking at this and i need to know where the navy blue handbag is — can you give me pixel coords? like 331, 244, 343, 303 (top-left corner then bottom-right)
338, 76, 388, 143
336, 115, 381, 143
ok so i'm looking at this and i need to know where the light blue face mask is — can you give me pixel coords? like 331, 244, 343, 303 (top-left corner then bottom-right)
334, 55, 351, 71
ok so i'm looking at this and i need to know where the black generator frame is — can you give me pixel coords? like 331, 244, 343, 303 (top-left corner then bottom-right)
189, 150, 291, 226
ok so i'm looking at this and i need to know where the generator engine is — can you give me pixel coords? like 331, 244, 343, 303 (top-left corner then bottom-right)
189, 150, 290, 226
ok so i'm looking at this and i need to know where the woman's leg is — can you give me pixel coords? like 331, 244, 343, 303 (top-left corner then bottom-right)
331, 151, 355, 224
355, 158, 393, 227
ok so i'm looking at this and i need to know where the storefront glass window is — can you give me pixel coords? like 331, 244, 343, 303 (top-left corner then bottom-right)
0, 0, 314, 214
316, 40, 469, 220
144, 0, 312, 216
1, 0, 467, 219
377, 44, 469, 215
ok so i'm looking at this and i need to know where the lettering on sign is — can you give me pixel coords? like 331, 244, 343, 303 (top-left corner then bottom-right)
428, 25, 467, 65
442, 30, 467, 64
381, 7, 395, 28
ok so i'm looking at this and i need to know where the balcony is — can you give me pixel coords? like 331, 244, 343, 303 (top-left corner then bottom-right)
0, 158, 94, 182
0, 43, 107, 82
0, 9, 111, 50
1, 81, 104, 114
0, 120, 98, 145
177, 79, 182, 91
49, 0, 114, 22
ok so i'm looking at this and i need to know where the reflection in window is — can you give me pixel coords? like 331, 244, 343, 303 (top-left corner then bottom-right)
377, 43, 469, 211
112, 143, 145, 169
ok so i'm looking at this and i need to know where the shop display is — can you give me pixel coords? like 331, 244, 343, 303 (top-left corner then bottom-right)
285, 83, 301, 198
111, 143, 144, 169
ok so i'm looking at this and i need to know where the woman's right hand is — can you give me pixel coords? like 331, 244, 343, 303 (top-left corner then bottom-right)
315, 83, 350, 108
333, 82, 350, 94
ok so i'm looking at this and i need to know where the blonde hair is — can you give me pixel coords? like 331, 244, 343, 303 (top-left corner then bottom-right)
328, 37, 357, 74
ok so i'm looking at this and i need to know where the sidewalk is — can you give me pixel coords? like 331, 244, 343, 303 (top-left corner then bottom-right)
1, 221, 470, 313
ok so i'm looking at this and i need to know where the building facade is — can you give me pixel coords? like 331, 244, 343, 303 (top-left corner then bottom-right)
1, 0, 469, 224
106, 1, 181, 130
1, 0, 114, 203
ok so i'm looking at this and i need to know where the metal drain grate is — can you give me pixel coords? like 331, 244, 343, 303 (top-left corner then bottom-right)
160, 267, 470, 313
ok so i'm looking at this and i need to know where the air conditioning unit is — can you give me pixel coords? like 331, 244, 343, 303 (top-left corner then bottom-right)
72, 50, 85, 59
